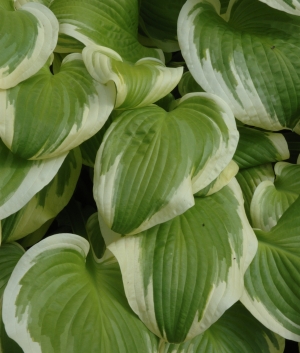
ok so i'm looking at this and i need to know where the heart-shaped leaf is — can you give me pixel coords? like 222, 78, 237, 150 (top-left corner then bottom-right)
0, 53, 115, 160
83, 45, 183, 109
178, 0, 300, 131
0, 139, 66, 220
0, 2, 58, 89
109, 179, 257, 342
2, 234, 159, 353
250, 161, 300, 231
94, 93, 238, 235
241, 196, 300, 340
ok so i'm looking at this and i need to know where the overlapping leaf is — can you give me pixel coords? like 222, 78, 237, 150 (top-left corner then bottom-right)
109, 179, 257, 342
83, 45, 183, 109
0, 2, 58, 89
0, 139, 66, 221
48, 0, 163, 62
1, 148, 82, 243
162, 302, 285, 353
233, 127, 289, 169
2, 234, 159, 353
178, 0, 300, 131
0, 53, 115, 159
251, 161, 300, 231
94, 93, 238, 235
259, 0, 300, 16
178, 71, 204, 97
241, 196, 300, 340
236, 164, 275, 223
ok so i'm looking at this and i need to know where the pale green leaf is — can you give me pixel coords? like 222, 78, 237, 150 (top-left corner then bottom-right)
0, 3, 58, 89
241, 196, 300, 340
178, 0, 300, 131
178, 71, 204, 96
83, 45, 183, 110
109, 179, 257, 342
94, 93, 238, 235
0, 54, 115, 159
2, 234, 159, 353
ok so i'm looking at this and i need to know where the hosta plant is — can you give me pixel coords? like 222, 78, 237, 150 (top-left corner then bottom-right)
1, 0, 300, 352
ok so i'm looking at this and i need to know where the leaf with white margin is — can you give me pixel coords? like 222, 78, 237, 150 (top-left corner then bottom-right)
94, 92, 238, 235
48, 0, 163, 63
108, 179, 257, 342
2, 234, 159, 353
162, 301, 285, 353
0, 2, 58, 89
259, 0, 300, 16
1, 148, 82, 243
178, 0, 300, 131
250, 161, 300, 231
0, 53, 115, 160
0, 139, 66, 220
0, 242, 25, 353
139, 0, 185, 52
19, 218, 53, 248
194, 159, 239, 197
241, 196, 300, 340
236, 164, 275, 223
178, 71, 204, 97
233, 127, 289, 169
83, 45, 183, 110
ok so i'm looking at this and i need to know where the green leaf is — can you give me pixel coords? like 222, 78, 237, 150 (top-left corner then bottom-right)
83, 45, 183, 110
250, 161, 300, 231
178, 71, 204, 97
178, 0, 300, 131
241, 196, 300, 340
259, 0, 300, 16
49, 0, 163, 62
163, 302, 285, 353
109, 179, 257, 342
233, 127, 289, 169
0, 139, 66, 220
1, 148, 82, 242
94, 93, 238, 235
139, 0, 185, 52
86, 213, 106, 260
2, 234, 159, 353
235, 164, 275, 223
0, 3, 58, 89
0, 54, 115, 159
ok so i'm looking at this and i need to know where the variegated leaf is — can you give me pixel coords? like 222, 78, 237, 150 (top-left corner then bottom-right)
0, 2, 58, 89
83, 45, 183, 109
178, 0, 300, 131
109, 179, 257, 342
0, 54, 115, 159
94, 93, 238, 235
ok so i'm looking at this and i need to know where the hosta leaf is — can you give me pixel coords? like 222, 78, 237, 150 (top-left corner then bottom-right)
250, 161, 300, 231
1, 148, 82, 242
86, 212, 106, 260
0, 139, 66, 220
49, 0, 163, 62
0, 2, 58, 89
139, 0, 185, 52
241, 196, 300, 340
163, 302, 285, 353
236, 164, 275, 223
0, 243, 24, 353
109, 179, 257, 342
83, 45, 183, 110
178, 0, 300, 131
0, 53, 115, 159
94, 93, 238, 235
178, 71, 204, 96
259, 0, 300, 16
18, 218, 53, 248
233, 127, 289, 169
2, 234, 159, 353
194, 160, 239, 197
